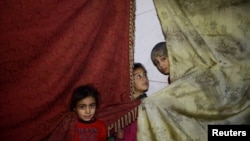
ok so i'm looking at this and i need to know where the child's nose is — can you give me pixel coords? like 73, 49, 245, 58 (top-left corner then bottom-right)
85, 107, 91, 113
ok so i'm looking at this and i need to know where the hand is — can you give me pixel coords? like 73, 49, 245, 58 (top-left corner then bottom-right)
116, 129, 124, 139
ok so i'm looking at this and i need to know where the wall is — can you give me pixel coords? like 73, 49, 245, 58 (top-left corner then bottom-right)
135, 0, 169, 95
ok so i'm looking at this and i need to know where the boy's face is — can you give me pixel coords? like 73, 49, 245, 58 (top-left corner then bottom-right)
154, 56, 170, 75
75, 96, 96, 121
133, 68, 149, 93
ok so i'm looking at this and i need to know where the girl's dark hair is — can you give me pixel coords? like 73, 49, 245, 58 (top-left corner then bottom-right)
134, 62, 147, 73
70, 84, 99, 111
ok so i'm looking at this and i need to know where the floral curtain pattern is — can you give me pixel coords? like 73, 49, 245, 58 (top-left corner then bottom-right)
137, 0, 250, 140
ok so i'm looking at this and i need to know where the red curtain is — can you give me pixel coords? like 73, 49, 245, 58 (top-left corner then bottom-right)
0, 0, 140, 140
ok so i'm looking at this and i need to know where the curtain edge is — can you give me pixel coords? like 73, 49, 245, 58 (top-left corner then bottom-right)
107, 0, 137, 134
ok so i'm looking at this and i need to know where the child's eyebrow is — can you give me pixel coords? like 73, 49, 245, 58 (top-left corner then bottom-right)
133, 72, 141, 75
78, 103, 96, 106
134, 71, 146, 74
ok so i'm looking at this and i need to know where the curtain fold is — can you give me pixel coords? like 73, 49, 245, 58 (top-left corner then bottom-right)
137, 0, 250, 140
0, 0, 139, 140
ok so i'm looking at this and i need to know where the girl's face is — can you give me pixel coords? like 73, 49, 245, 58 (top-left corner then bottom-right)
133, 68, 149, 93
75, 96, 96, 121
154, 56, 170, 75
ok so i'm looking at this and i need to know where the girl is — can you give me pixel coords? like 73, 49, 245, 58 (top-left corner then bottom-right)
70, 85, 108, 141
116, 62, 149, 141
132, 63, 149, 100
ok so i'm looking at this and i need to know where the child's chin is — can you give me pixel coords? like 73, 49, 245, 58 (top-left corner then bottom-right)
163, 71, 169, 75
160, 71, 168, 75
82, 117, 93, 121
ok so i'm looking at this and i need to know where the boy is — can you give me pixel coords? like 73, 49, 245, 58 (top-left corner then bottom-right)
151, 41, 171, 83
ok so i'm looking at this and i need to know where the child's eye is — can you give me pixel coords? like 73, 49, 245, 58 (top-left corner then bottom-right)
80, 105, 86, 109
135, 74, 142, 79
78, 104, 96, 109
135, 74, 147, 79
161, 57, 166, 61
89, 104, 96, 109
154, 61, 159, 65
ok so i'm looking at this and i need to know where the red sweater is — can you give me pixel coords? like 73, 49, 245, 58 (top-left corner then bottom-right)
73, 119, 108, 141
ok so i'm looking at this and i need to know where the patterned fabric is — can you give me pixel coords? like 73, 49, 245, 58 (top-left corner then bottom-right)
0, 0, 139, 140
137, 0, 250, 140
73, 119, 108, 141
115, 94, 146, 141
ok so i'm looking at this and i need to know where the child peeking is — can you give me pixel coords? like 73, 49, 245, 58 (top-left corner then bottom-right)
151, 41, 171, 84
115, 62, 149, 141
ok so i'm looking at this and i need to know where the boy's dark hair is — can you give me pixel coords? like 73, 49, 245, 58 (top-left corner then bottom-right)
134, 62, 147, 73
151, 42, 168, 66
70, 84, 99, 111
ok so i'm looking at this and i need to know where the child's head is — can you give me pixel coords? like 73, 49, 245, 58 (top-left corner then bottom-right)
151, 42, 170, 75
70, 85, 99, 122
133, 63, 149, 95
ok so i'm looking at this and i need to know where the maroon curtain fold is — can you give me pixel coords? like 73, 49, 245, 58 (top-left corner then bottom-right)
0, 0, 139, 140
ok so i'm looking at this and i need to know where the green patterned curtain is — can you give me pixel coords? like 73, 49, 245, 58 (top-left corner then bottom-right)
137, 0, 250, 140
